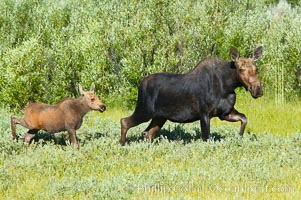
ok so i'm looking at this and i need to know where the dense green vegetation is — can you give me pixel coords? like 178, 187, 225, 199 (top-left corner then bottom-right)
0, 0, 300, 199
0, 0, 300, 110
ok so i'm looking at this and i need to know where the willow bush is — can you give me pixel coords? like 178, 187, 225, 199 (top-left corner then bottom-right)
0, 0, 300, 110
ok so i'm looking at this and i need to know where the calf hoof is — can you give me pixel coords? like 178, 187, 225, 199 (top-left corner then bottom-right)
119, 139, 126, 146
141, 131, 148, 138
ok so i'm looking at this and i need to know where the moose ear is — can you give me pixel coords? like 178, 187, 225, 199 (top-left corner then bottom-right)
90, 83, 95, 92
79, 84, 86, 95
252, 46, 263, 61
230, 46, 239, 61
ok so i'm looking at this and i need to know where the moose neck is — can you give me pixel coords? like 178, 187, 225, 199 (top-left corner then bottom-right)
221, 61, 243, 92
73, 96, 91, 116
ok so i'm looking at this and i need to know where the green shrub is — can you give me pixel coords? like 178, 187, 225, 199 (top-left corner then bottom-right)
0, 0, 300, 110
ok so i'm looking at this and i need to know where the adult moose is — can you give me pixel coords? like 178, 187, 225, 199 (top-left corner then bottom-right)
11, 83, 106, 147
120, 46, 263, 145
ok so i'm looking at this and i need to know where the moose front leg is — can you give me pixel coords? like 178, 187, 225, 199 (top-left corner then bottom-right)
200, 115, 210, 141
67, 128, 78, 148
221, 108, 247, 136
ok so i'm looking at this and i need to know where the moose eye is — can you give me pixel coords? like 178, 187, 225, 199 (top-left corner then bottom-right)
239, 68, 246, 73
91, 98, 95, 102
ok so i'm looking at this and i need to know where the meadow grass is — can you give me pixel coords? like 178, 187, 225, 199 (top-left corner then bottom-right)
212, 94, 301, 137
0, 99, 300, 199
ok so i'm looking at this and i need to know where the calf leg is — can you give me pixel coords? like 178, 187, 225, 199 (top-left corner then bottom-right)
23, 129, 38, 148
144, 117, 167, 140
200, 115, 210, 141
220, 108, 247, 136
11, 115, 30, 141
67, 129, 78, 147
120, 112, 151, 146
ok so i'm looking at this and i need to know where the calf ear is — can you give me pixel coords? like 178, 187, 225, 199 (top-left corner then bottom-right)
252, 46, 263, 61
79, 84, 86, 95
230, 46, 239, 61
90, 83, 95, 92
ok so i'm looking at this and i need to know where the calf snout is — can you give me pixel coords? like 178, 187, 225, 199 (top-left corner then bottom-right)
99, 105, 106, 112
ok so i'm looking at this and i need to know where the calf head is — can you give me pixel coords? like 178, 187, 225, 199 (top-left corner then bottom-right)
79, 83, 106, 112
230, 46, 263, 98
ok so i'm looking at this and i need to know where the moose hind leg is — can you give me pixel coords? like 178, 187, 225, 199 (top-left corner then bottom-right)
11, 115, 30, 141
120, 112, 151, 146
221, 108, 247, 136
11, 115, 18, 141
144, 117, 167, 140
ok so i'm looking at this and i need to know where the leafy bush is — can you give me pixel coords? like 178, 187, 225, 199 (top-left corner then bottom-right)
0, 0, 300, 110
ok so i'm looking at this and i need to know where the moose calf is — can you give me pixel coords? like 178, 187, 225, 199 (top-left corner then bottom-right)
11, 83, 106, 147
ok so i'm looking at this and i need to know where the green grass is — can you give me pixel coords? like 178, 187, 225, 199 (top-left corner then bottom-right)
0, 99, 301, 199
212, 94, 301, 137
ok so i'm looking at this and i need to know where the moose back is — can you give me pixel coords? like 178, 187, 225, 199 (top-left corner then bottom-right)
120, 46, 263, 145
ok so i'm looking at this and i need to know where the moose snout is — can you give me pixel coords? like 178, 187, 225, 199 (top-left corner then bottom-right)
250, 82, 263, 99
99, 105, 106, 112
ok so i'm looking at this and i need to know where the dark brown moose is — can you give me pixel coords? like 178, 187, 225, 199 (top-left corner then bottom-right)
120, 46, 263, 145
11, 83, 106, 147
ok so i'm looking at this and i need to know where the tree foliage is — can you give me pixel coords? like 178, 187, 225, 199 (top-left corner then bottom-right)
0, 0, 300, 110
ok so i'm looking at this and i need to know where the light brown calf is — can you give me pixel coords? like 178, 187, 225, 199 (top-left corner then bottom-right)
11, 83, 106, 147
